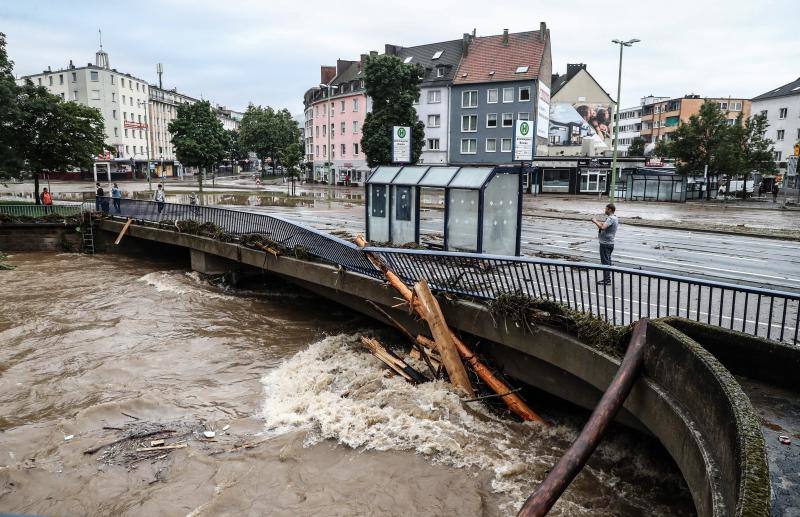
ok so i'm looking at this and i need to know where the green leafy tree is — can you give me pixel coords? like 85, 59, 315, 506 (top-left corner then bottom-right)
0, 32, 21, 180
239, 105, 299, 174
669, 101, 733, 176
279, 142, 303, 196
169, 100, 227, 191
627, 136, 645, 157
361, 54, 425, 166
653, 138, 671, 158
727, 113, 776, 197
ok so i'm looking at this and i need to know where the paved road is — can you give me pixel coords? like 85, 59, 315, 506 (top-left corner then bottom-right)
234, 204, 800, 293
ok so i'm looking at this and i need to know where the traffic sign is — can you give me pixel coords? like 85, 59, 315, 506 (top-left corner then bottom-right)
392, 126, 411, 163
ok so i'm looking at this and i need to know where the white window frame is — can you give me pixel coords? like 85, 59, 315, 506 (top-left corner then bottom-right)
779, 108, 788, 119
427, 114, 441, 128
501, 113, 513, 127
340, 100, 346, 113
353, 121, 359, 133
461, 90, 478, 108
485, 138, 497, 152
502, 87, 514, 103
353, 143, 359, 155
500, 138, 512, 152
427, 138, 440, 150
487, 89, 498, 104
427, 90, 441, 104
460, 138, 477, 154
340, 121, 346, 135
486, 113, 498, 128
461, 114, 477, 132
90, 71, 99, 81
436, 67, 445, 78
777, 129, 785, 140
518, 112, 530, 121
519, 86, 531, 102
353, 98, 359, 112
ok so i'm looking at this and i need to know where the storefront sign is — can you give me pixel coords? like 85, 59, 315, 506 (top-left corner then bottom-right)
513, 120, 534, 161
392, 126, 411, 163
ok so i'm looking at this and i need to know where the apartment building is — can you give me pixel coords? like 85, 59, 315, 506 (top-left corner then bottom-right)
751, 77, 800, 165
640, 94, 751, 144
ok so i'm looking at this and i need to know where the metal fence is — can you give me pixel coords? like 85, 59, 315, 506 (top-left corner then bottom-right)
0, 202, 85, 218
26, 197, 799, 344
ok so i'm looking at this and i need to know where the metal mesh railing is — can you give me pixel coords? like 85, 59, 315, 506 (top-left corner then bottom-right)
79, 197, 800, 344
0, 203, 85, 218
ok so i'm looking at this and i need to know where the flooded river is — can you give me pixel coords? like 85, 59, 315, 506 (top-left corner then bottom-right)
0, 253, 694, 516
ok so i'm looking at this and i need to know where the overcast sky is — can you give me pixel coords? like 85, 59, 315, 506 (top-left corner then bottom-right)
5, 0, 799, 116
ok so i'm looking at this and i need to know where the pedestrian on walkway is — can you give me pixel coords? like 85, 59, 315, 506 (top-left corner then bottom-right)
111, 183, 122, 214
95, 182, 104, 212
41, 188, 52, 214
154, 184, 166, 214
772, 182, 779, 203
591, 203, 619, 285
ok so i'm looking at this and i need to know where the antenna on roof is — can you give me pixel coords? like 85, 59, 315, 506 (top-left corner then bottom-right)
98, 29, 103, 50
156, 63, 163, 89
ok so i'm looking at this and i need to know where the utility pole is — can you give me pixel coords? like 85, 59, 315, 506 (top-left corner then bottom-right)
609, 38, 640, 202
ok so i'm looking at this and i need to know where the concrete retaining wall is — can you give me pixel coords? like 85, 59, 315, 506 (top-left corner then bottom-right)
0, 223, 82, 252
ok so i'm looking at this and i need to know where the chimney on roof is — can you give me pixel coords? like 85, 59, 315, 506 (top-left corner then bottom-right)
462, 33, 471, 56
370, 50, 378, 57
385, 44, 401, 56
360, 53, 368, 69
503, 29, 509, 46
540, 22, 547, 41
472, 28, 476, 38
69, 59, 74, 69
566, 63, 586, 78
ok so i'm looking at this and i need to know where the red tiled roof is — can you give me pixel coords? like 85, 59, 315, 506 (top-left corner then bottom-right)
453, 30, 546, 85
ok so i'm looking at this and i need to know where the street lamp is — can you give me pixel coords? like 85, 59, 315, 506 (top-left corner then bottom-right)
609, 38, 640, 202
319, 83, 338, 186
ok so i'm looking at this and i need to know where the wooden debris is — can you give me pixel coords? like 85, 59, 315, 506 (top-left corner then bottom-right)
410, 347, 441, 370
360, 336, 426, 384
365, 299, 438, 379
83, 429, 176, 455
150, 439, 165, 447
135, 444, 187, 453
355, 234, 546, 424
114, 218, 134, 245
414, 279, 474, 397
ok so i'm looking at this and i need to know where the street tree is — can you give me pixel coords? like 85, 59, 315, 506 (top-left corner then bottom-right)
669, 101, 732, 176
279, 142, 303, 196
361, 54, 425, 166
169, 100, 227, 191
0, 32, 21, 181
627, 136, 645, 157
239, 105, 299, 174
653, 139, 671, 158
728, 113, 776, 196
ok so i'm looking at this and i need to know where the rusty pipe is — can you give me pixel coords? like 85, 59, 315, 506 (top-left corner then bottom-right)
517, 318, 650, 517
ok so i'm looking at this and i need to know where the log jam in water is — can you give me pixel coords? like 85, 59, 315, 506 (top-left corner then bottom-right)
0, 252, 695, 516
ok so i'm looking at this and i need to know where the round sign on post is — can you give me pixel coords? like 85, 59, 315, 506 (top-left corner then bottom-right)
513, 120, 534, 162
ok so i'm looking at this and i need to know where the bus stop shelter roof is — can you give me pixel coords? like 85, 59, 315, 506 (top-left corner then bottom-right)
367, 165, 500, 189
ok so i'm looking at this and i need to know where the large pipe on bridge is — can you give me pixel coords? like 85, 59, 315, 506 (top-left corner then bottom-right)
517, 318, 650, 516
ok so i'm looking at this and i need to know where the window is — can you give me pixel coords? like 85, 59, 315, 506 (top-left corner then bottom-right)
500, 138, 512, 152
71, 72, 77, 82
323, 145, 327, 157
341, 144, 346, 156
322, 125, 326, 136
519, 86, 531, 101
486, 113, 498, 128
777, 129, 785, 140
461, 90, 478, 108
730, 101, 742, 111
48, 75, 53, 86
487, 89, 498, 104
436, 67, 444, 78
760, 110, 768, 117
779, 108, 788, 119
330, 123, 335, 137
90, 90, 101, 100
316, 126, 319, 138
518, 112, 530, 120
797, 128, 800, 140
110, 75, 115, 85
502, 113, 513, 127
340, 100, 346, 112
427, 90, 441, 104
316, 145, 319, 157
124, 129, 129, 137
330, 102, 334, 116
90, 71, 99, 81
353, 143, 359, 155
315, 106, 319, 117
72, 90, 78, 100
427, 114, 440, 128
432, 50, 443, 60
486, 138, 497, 152
59, 74, 63, 85
773, 151, 782, 161
515, 66, 529, 73
136, 82, 140, 91
353, 98, 359, 111
130, 97, 133, 106
122, 95, 126, 104
353, 121, 359, 133
111, 92, 116, 102
461, 114, 477, 132
719, 102, 728, 110
502, 87, 514, 103
114, 127, 118, 137
403, 56, 413, 64
112, 109, 117, 119
37, 78, 42, 86
341, 121, 346, 135
460, 138, 477, 154
138, 114, 142, 123
125, 145, 129, 154
59, 92, 64, 99
427, 138, 440, 150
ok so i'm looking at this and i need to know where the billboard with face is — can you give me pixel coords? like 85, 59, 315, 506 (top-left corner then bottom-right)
548, 102, 613, 147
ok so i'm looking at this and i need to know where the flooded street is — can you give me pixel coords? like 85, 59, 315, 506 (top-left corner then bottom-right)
0, 253, 694, 516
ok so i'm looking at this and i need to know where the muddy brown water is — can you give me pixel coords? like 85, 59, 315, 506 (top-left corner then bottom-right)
0, 253, 694, 516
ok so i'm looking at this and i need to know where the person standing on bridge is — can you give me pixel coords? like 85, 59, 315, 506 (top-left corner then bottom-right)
154, 184, 166, 214
95, 182, 104, 212
591, 203, 618, 285
41, 188, 52, 214
111, 183, 122, 214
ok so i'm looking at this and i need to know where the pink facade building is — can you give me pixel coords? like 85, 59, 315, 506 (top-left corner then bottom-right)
304, 57, 371, 185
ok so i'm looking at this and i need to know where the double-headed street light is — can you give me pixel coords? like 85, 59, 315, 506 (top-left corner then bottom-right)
609, 38, 640, 202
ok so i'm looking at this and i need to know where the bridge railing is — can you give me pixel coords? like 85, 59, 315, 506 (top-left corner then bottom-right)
92, 197, 800, 344
0, 202, 85, 218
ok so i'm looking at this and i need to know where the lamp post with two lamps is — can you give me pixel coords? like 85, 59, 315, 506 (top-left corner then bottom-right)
609, 38, 640, 202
